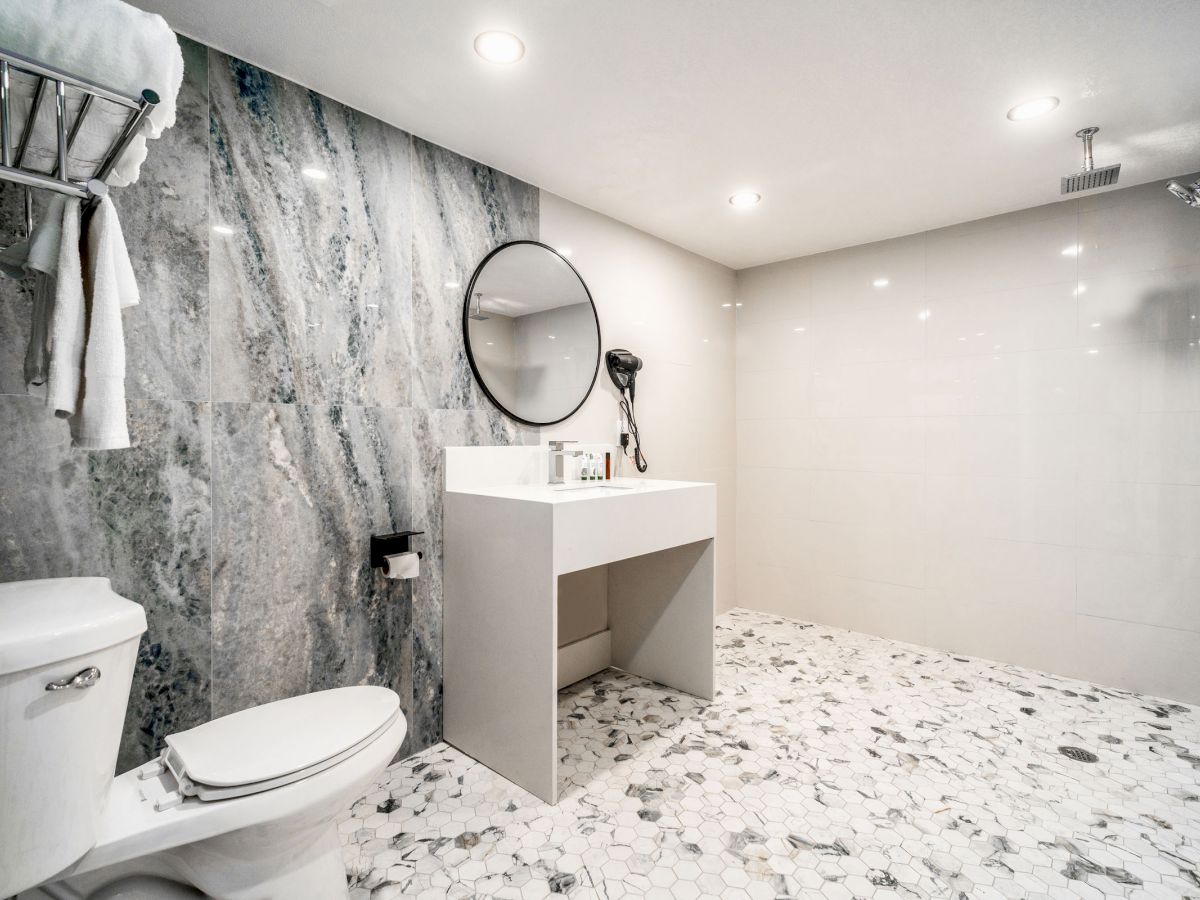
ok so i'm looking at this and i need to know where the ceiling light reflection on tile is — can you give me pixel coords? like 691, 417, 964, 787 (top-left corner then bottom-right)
301, 167, 329, 181
212, 224, 234, 235
872, 278, 889, 288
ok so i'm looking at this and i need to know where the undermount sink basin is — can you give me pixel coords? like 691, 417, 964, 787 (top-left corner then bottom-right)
547, 487, 633, 494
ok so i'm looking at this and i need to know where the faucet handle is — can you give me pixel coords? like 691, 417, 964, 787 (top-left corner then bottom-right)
548, 440, 577, 451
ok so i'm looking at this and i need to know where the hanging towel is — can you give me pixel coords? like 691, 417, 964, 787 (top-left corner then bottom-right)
0, 195, 69, 392
44, 197, 86, 419
0, 0, 183, 187
69, 197, 139, 450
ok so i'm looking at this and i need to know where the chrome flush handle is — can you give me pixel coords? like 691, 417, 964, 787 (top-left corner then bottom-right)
45, 666, 101, 691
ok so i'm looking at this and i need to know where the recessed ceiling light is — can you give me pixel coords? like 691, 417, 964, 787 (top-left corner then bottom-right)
728, 190, 761, 208
474, 31, 525, 64
212, 224, 234, 235
1006, 96, 1059, 121
301, 167, 328, 181
872, 278, 889, 288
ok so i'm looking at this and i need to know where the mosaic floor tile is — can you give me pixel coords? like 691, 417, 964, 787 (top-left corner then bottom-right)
339, 609, 1200, 899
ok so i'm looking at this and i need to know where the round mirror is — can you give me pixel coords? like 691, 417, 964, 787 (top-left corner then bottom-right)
463, 241, 601, 426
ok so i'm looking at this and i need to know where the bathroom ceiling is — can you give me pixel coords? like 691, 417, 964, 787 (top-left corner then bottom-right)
132, 0, 1200, 269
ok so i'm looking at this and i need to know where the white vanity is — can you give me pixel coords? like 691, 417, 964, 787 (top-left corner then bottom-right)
443, 445, 716, 803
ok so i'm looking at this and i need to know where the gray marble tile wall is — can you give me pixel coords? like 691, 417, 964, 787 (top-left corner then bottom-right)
0, 37, 537, 769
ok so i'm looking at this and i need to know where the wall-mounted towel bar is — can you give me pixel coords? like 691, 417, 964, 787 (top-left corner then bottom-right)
0, 46, 157, 236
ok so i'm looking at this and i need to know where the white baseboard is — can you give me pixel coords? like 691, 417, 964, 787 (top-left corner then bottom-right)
557, 629, 612, 689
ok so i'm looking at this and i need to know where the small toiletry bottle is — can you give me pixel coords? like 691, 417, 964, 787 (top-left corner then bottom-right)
582, 454, 592, 480
605, 452, 611, 480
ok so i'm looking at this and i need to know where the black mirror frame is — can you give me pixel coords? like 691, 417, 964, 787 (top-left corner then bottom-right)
462, 240, 602, 427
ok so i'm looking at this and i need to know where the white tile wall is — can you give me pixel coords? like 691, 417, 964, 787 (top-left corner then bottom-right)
735, 174, 1200, 704
538, 192, 738, 611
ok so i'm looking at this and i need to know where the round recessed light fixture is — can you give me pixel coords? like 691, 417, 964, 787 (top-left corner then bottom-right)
1006, 96, 1059, 121
474, 31, 525, 64
729, 190, 762, 208
301, 166, 328, 181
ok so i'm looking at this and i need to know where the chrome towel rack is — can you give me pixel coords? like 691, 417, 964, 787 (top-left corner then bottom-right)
0, 46, 158, 235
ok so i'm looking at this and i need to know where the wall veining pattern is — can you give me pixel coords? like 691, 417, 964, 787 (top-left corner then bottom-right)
0, 37, 537, 770
735, 176, 1200, 704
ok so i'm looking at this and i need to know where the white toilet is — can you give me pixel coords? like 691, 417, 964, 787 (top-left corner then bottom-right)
0, 577, 407, 900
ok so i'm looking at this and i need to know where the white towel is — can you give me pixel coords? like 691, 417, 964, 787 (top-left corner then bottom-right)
44, 197, 85, 418
0, 0, 183, 187
69, 197, 139, 450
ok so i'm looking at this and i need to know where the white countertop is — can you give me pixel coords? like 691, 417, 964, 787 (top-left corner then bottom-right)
446, 477, 712, 504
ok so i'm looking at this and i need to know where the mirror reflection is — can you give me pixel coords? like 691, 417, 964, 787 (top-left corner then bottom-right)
464, 241, 600, 425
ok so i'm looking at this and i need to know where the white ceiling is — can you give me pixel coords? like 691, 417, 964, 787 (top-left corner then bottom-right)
133, 0, 1200, 269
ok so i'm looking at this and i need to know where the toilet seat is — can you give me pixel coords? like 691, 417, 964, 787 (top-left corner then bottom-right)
138, 686, 400, 807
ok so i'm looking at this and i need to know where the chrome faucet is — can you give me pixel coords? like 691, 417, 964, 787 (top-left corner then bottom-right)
548, 440, 582, 484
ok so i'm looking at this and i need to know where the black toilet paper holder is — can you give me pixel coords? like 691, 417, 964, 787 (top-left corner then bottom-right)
370, 531, 423, 569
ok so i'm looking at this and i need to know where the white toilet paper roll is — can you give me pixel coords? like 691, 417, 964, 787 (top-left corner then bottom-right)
382, 551, 420, 579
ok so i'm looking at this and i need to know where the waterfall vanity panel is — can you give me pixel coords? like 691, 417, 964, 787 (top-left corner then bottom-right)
443, 446, 716, 803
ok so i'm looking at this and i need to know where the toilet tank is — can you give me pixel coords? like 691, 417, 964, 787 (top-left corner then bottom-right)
0, 577, 147, 897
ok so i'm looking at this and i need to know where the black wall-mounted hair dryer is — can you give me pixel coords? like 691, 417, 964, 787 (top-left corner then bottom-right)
606, 350, 643, 400
606, 349, 648, 473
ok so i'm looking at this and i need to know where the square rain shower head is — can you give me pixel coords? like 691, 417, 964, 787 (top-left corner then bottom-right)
1061, 163, 1121, 195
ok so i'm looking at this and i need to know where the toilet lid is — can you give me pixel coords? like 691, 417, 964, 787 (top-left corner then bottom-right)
164, 686, 400, 790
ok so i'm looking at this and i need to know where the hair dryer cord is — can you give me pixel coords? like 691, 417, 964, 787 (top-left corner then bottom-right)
619, 391, 648, 473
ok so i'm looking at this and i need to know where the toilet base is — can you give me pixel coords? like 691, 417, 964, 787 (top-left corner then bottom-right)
29, 820, 348, 900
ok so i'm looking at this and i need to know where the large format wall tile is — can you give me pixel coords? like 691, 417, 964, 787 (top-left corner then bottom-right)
209, 51, 413, 408
736, 176, 1200, 704
2, 38, 547, 767
120, 36, 211, 403
210, 402, 413, 719
0, 397, 212, 772
411, 138, 538, 411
